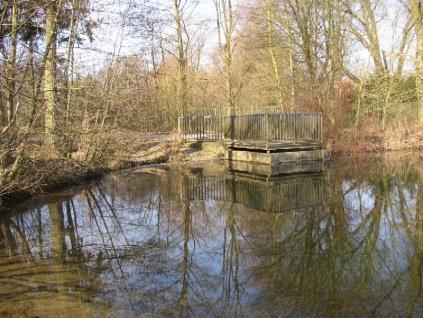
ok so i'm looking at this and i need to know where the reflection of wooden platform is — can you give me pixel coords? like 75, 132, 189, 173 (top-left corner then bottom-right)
227, 160, 328, 177
226, 149, 331, 165
225, 140, 321, 152
181, 171, 325, 213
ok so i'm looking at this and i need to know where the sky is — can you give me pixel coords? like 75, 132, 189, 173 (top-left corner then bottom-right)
69, 0, 416, 76
71, 0, 222, 73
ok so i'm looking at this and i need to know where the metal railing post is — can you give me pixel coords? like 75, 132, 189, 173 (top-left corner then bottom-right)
266, 113, 270, 147
178, 116, 183, 141
294, 113, 297, 143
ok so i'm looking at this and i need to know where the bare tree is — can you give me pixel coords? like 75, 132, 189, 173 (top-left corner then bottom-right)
6, 0, 18, 125
172, 0, 188, 117
344, 0, 386, 76
265, 0, 285, 110
411, 0, 423, 123
44, 0, 59, 146
215, 0, 236, 113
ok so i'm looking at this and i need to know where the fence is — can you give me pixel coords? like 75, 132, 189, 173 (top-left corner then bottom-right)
178, 112, 322, 144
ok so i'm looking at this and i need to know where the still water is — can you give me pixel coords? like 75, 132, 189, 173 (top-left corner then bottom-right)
1, 155, 423, 317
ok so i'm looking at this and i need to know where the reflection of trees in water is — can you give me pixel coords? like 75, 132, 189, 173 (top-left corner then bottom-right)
246, 160, 423, 317
220, 202, 242, 316
1, 160, 423, 316
0, 198, 100, 317
178, 199, 192, 317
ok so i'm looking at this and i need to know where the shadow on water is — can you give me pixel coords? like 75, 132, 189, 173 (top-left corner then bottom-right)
1, 154, 423, 317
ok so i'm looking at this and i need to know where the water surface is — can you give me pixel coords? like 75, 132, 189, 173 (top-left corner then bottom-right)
1, 155, 423, 317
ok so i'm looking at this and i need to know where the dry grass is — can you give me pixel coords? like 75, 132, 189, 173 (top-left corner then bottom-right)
0, 130, 177, 208
329, 123, 423, 154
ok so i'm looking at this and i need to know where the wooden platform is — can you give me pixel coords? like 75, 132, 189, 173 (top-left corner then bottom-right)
225, 139, 322, 152
178, 112, 330, 176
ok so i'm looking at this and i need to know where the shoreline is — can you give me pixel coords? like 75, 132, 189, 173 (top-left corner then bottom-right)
0, 140, 175, 210
1, 139, 422, 210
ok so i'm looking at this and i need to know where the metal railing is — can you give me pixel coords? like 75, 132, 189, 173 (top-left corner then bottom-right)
178, 112, 323, 144
178, 115, 225, 141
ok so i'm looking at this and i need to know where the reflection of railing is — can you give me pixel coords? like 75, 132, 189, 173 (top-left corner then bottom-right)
178, 112, 323, 145
181, 173, 324, 213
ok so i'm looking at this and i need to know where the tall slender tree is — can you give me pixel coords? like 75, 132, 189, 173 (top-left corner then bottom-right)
44, 0, 58, 146
6, 0, 18, 125
172, 0, 188, 117
265, 0, 285, 110
215, 0, 236, 113
412, 0, 423, 123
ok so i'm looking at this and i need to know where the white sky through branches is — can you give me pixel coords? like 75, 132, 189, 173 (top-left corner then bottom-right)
70, 0, 416, 76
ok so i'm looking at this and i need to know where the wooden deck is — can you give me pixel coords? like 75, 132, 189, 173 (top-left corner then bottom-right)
225, 140, 322, 151
226, 149, 331, 165
178, 112, 323, 151
178, 111, 329, 170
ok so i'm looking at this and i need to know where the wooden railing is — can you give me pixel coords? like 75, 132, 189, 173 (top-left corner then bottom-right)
179, 112, 323, 144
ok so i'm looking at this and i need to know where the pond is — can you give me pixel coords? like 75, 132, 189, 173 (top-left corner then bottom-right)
1, 154, 423, 317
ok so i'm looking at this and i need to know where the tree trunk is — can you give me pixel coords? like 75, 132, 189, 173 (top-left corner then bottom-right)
215, 0, 235, 113
173, 0, 188, 117
266, 0, 285, 110
413, 0, 423, 124
6, 0, 18, 125
396, 16, 413, 77
362, 0, 385, 76
0, 91, 6, 127
44, 2, 58, 146
65, 0, 79, 124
